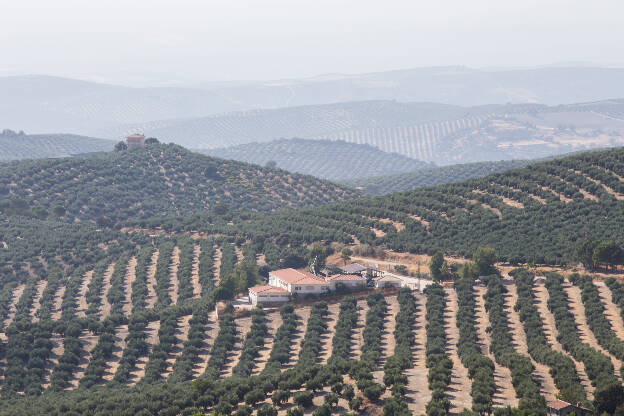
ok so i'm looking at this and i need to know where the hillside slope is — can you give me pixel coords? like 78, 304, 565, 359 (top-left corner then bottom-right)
149, 147, 624, 265
0, 130, 114, 161
343, 159, 534, 194
200, 138, 432, 180
0, 143, 359, 222
105, 99, 624, 165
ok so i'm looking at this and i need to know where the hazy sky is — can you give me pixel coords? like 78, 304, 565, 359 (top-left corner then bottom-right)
2, 0, 623, 86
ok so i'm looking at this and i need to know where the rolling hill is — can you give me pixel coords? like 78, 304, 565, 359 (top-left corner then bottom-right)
0, 129, 114, 161
104, 99, 624, 165
6, 66, 624, 136
0, 147, 623, 415
147, 146, 624, 266
343, 159, 535, 194
200, 138, 433, 180
0, 143, 359, 222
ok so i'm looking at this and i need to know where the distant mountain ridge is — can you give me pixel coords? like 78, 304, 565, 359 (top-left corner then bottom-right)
108, 99, 624, 165
5, 66, 624, 136
200, 138, 433, 180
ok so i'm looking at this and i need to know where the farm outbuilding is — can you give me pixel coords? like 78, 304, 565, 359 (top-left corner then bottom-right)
325, 273, 366, 290
248, 285, 290, 306
547, 400, 590, 416
372, 275, 402, 288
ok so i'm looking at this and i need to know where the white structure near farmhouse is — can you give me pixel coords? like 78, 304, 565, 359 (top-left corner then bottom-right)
248, 268, 366, 306
248, 285, 290, 306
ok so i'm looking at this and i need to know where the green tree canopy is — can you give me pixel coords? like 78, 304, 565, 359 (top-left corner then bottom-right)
429, 251, 444, 281
472, 247, 497, 276
593, 241, 624, 270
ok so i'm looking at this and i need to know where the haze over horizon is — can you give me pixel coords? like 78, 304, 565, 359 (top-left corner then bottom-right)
3, 0, 624, 87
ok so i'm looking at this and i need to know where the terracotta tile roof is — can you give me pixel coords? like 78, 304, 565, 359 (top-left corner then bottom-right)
326, 274, 367, 281
249, 285, 288, 294
548, 400, 571, 410
270, 268, 326, 285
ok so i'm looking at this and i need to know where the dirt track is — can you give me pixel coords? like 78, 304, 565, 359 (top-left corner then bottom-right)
122, 257, 137, 315
100, 262, 115, 318
3, 284, 25, 328
404, 293, 431, 415
284, 307, 311, 369
41, 333, 64, 390
350, 298, 368, 360
318, 302, 340, 365
444, 288, 474, 413
129, 320, 161, 384
192, 309, 219, 378
473, 285, 518, 408
191, 244, 202, 298
221, 315, 253, 378
252, 309, 283, 375
67, 330, 99, 390
503, 282, 557, 402
169, 247, 180, 305
145, 250, 159, 308
76, 271, 93, 318
102, 325, 130, 382
162, 314, 192, 379
50, 285, 66, 321
532, 284, 594, 398
564, 283, 623, 378
29, 280, 47, 322
213, 246, 222, 286
594, 281, 624, 341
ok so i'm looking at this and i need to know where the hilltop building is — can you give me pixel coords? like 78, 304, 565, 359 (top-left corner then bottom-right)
126, 133, 145, 149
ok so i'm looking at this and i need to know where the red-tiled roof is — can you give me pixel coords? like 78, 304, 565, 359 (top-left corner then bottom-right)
326, 274, 366, 281
548, 400, 571, 410
249, 285, 288, 294
270, 268, 326, 285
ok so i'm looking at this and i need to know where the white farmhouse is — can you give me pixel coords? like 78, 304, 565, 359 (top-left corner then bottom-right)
248, 268, 367, 306
269, 268, 330, 295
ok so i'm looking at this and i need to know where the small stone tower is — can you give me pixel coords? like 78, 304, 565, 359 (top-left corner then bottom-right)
126, 133, 145, 149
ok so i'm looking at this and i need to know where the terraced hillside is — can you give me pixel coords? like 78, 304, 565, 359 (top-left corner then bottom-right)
200, 138, 432, 181
0, 143, 359, 222
344, 159, 534, 195
109, 99, 624, 165
0, 130, 115, 161
1, 147, 624, 414
144, 147, 624, 265
0, 189, 622, 415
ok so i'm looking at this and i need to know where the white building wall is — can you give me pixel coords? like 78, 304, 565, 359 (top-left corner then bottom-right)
256, 293, 290, 304
289, 284, 329, 295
